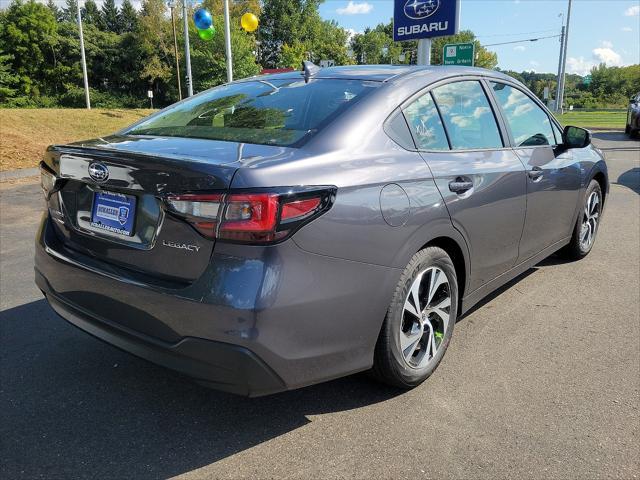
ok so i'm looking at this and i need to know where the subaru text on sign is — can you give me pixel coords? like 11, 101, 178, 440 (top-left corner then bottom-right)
393, 0, 460, 42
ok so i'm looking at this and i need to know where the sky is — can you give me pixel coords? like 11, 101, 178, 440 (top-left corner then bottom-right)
38, 0, 640, 75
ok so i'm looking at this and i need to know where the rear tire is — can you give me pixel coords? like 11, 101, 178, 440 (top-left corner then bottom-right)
625, 123, 631, 135
561, 179, 602, 260
372, 247, 458, 388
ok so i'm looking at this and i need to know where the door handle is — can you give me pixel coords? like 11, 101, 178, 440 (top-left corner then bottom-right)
528, 167, 543, 181
449, 179, 473, 194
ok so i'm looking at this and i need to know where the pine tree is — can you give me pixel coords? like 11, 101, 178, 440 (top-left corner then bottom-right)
0, 54, 20, 101
62, 0, 79, 23
46, 0, 62, 22
83, 0, 104, 29
101, 0, 120, 33
118, 0, 138, 33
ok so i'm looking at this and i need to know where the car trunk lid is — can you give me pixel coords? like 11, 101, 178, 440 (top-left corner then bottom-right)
42, 135, 294, 284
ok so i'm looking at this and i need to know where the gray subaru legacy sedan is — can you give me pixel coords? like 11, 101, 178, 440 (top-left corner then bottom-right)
35, 65, 608, 396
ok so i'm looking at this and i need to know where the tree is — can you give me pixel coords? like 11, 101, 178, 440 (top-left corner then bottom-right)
62, 0, 79, 23
82, 0, 103, 29
258, 0, 323, 68
136, 0, 173, 97
351, 27, 402, 65
0, 54, 20, 101
278, 42, 307, 69
46, 0, 63, 22
101, 0, 119, 33
305, 19, 353, 66
118, 0, 138, 33
0, 0, 59, 97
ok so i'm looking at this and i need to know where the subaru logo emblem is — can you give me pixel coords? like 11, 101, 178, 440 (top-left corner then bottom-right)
88, 162, 109, 183
404, 0, 440, 20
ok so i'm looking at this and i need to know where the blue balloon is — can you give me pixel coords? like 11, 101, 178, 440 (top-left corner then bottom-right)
193, 8, 212, 30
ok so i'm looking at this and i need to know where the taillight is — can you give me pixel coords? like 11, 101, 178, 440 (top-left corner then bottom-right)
165, 187, 335, 244
219, 193, 281, 242
281, 197, 321, 222
40, 166, 56, 199
166, 194, 223, 237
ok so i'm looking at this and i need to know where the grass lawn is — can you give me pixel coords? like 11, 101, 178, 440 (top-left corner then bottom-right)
0, 108, 154, 171
557, 110, 627, 130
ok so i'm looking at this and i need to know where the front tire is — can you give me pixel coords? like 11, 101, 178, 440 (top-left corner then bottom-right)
562, 179, 602, 260
625, 123, 631, 135
372, 247, 458, 388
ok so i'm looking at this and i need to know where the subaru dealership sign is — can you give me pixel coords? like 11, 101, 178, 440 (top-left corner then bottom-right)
394, 0, 460, 42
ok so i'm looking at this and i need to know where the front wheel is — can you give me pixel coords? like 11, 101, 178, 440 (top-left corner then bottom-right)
562, 179, 602, 260
372, 247, 458, 388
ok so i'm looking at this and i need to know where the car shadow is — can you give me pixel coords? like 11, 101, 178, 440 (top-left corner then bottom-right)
457, 267, 538, 320
0, 299, 402, 479
615, 167, 640, 194
592, 131, 639, 150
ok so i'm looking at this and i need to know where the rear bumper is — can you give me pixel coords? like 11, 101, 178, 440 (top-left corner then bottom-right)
38, 280, 285, 396
35, 214, 399, 395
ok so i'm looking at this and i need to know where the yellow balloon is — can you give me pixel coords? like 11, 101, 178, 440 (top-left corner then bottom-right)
241, 12, 259, 32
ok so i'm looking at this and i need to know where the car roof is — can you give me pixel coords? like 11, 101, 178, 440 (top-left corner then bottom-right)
240, 65, 521, 84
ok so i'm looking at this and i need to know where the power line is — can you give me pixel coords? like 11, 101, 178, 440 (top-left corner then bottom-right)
476, 28, 558, 38
483, 34, 561, 47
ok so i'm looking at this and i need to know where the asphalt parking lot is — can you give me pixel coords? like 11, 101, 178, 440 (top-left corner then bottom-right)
1, 132, 638, 479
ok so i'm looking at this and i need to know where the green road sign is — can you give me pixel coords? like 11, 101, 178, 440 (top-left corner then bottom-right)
583, 75, 592, 86
443, 43, 475, 66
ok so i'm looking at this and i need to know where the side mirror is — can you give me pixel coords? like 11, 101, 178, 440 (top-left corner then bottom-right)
563, 125, 591, 149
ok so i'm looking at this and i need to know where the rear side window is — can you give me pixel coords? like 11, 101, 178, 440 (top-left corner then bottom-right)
491, 82, 555, 147
431, 81, 503, 150
126, 79, 379, 147
403, 92, 449, 150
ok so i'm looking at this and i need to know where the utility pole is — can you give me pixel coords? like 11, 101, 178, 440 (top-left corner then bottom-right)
555, 23, 565, 111
182, 0, 193, 96
76, 1, 90, 109
169, 2, 182, 101
557, 0, 573, 114
223, 0, 233, 82
417, 38, 432, 66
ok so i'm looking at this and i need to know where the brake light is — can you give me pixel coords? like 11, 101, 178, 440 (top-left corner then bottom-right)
219, 194, 281, 242
165, 188, 335, 244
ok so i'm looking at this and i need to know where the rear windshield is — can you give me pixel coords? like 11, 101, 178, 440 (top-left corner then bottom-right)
126, 78, 379, 147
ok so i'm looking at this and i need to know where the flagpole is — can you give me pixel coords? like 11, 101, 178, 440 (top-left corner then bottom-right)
182, 0, 193, 96
76, 1, 90, 109
223, 0, 233, 82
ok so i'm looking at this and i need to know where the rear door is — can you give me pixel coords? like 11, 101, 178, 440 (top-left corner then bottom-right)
403, 79, 527, 292
488, 81, 581, 262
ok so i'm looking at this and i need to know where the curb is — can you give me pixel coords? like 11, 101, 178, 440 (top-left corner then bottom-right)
0, 168, 39, 182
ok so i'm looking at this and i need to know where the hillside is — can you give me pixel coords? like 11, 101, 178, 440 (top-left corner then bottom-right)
0, 109, 153, 171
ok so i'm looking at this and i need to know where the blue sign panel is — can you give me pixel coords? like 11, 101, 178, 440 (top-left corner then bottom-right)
393, 0, 459, 42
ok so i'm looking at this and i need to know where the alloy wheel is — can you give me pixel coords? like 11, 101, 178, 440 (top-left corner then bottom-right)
580, 191, 600, 250
399, 267, 451, 369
